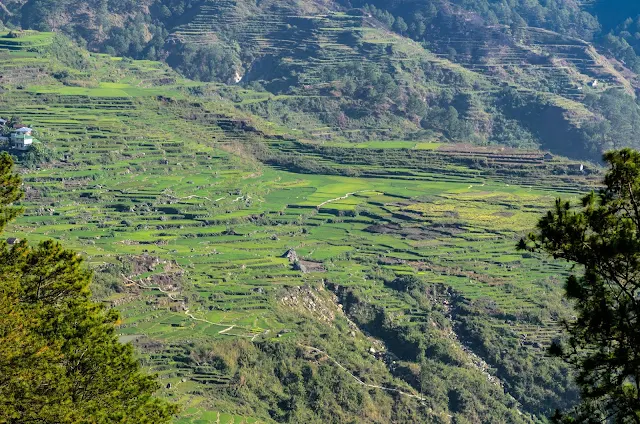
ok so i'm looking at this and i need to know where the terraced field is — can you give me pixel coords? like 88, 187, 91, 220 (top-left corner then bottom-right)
162, 0, 631, 149
429, 25, 631, 97
0, 39, 598, 421
169, 0, 626, 97
167, 4, 494, 139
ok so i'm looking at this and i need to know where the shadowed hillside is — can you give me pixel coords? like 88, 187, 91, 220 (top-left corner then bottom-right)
0, 2, 639, 422
1, 0, 640, 160
0, 32, 598, 422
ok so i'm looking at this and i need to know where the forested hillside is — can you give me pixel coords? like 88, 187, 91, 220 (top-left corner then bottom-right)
0, 1, 639, 423
2, 0, 640, 160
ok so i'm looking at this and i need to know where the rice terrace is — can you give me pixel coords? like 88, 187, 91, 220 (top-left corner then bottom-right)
1, 0, 640, 421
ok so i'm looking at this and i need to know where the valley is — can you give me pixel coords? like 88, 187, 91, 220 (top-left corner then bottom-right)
0, 31, 600, 422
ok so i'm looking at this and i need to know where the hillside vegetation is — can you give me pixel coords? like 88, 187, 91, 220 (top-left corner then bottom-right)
0, 30, 605, 423
2, 1, 640, 422
2, 0, 640, 160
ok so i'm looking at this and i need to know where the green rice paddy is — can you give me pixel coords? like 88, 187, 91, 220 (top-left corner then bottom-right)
0, 40, 600, 422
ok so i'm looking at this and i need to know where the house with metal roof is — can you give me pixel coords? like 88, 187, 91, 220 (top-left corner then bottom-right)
11, 127, 34, 150
13, 127, 32, 134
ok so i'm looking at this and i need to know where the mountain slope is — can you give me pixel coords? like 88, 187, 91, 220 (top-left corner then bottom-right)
2, 0, 640, 160
0, 33, 598, 422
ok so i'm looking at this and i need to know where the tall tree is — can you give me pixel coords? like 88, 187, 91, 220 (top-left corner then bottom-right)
519, 148, 640, 423
0, 153, 178, 423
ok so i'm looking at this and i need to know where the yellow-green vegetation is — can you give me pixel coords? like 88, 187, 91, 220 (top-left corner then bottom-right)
0, 34, 600, 422
0, 30, 55, 50
0, 153, 178, 423
3, 0, 640, 164
314, 141, 442, 149
2, 0, 640, 420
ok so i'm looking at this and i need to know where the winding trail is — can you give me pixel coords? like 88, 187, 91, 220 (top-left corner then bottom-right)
317, 191, 367, 208
124, 276, 426, 399
179, 195, 213, 202
300, 345, 426, 401
0, 2, 10, 15
122, 275, 251, 337
183, 309, 243, 337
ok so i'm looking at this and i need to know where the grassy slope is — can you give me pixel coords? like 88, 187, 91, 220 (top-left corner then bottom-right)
0, 33, 599, 422
2, 1, 636, 159
165, 1, 624, 154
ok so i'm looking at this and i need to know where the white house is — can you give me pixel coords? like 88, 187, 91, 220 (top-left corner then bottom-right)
13, 127, 32, 135
11, 127, 33, 151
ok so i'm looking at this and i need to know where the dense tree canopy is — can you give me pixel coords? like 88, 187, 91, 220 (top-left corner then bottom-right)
4, 0, 640, 160
0, 153, 23, 231
0, 153, 178, 423
520, 149, 640, 423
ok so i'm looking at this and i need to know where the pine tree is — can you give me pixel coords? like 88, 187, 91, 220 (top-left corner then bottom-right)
0, 152, 23, 232
0, 152, 178, 423
519, 148, 640, 423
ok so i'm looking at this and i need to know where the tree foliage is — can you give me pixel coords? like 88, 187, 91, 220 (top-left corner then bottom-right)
519, 148, 640, 423
0, 152, 23, 232
0, 154, 178, 423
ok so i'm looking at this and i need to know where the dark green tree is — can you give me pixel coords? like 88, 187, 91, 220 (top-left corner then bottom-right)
0, 153, 23, 231
0, 153, 178, 423
393, 16, 408, 34
519, 148, 640, 423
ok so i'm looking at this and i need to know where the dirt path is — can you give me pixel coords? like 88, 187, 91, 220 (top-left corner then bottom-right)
317, 191, 366, 208
300, 345, 426, 401
123, 275, 251, 337
0, 2, 11, 15
125, 276, 426, 399
179, 195, 213, 202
